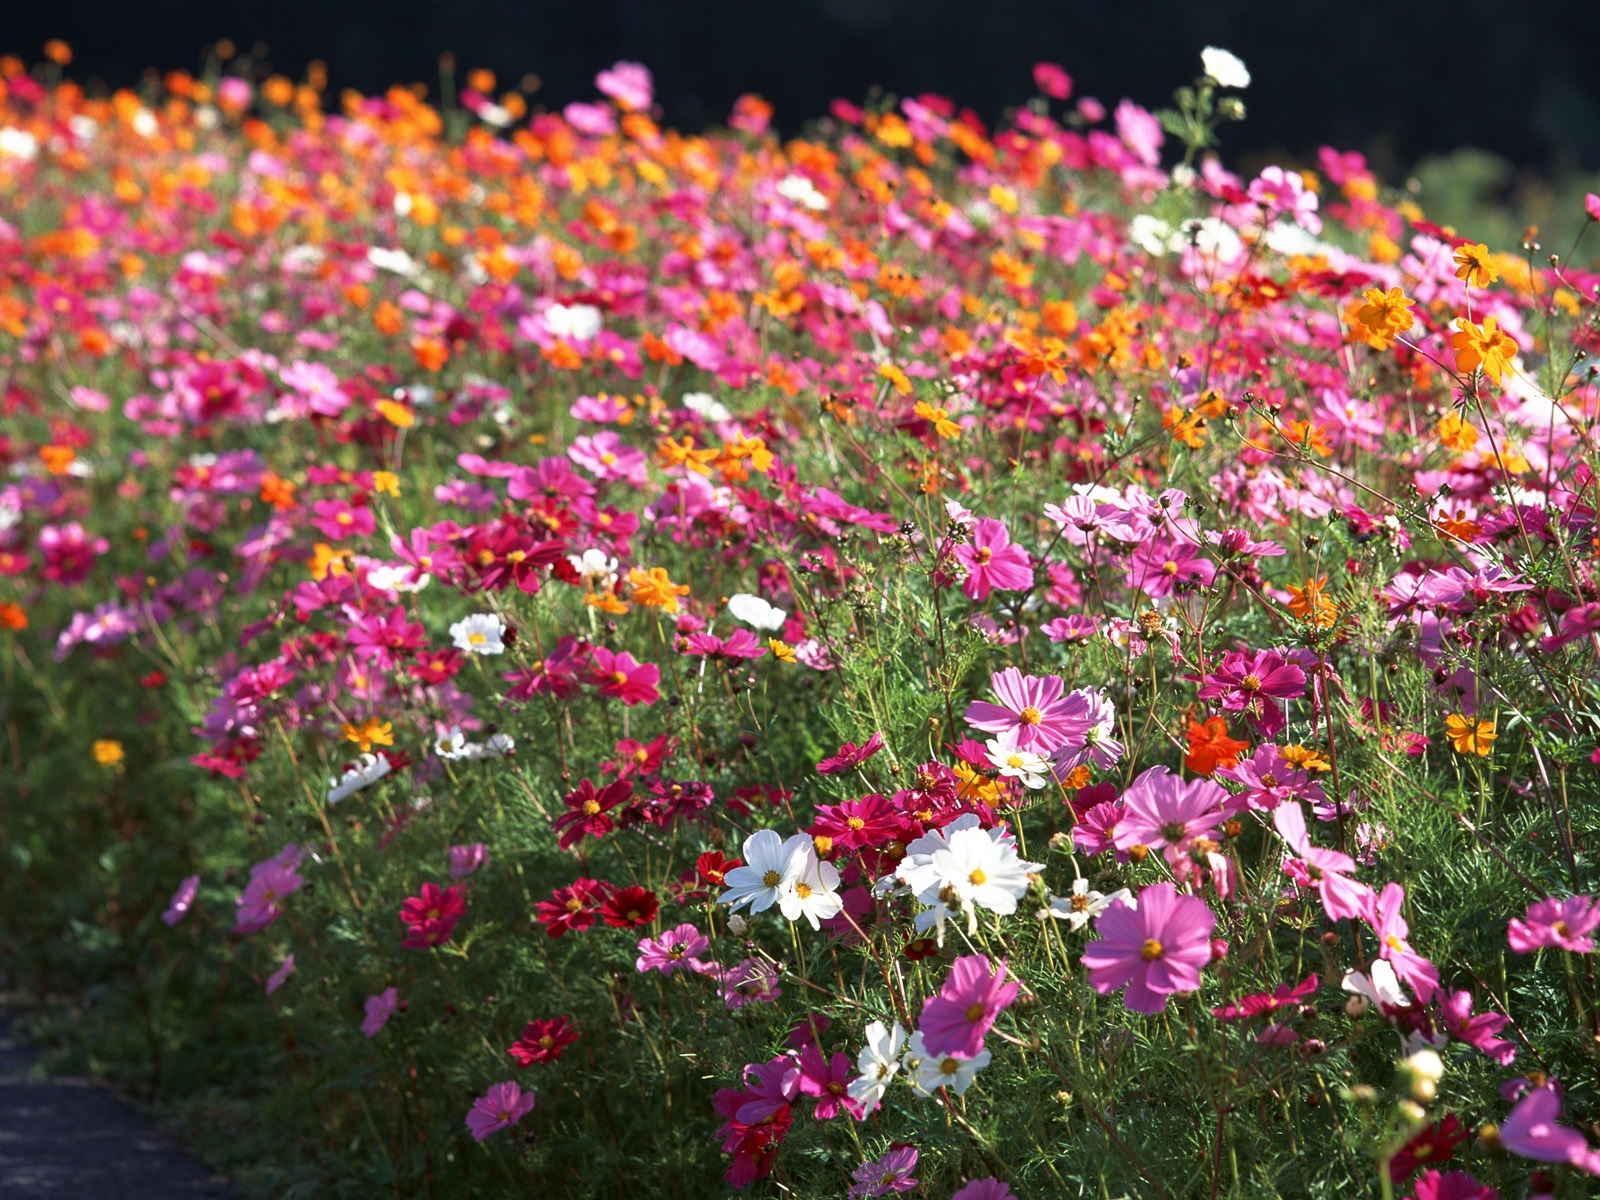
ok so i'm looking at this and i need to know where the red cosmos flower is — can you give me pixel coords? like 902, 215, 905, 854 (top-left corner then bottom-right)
587, 646, 661, 706
532, 878, 613, 937
815, 732, 885, 775
601, 885, 659, 928
398, 882, 466, 949
508, 1016, 580, 1066
1388, 1115, 1468, 1182
696, 850, 742, 887
602, 734, 673, 779
462, 518, 566, 594
550, 778, 632, 849
1211, 973, 1319, 1021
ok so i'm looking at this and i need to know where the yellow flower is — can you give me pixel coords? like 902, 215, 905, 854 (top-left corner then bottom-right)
877, 362, 914, 396
1436, 412, 1479, 454
92, 739, 125, 767
1452, 243, 1498, 289
1279, 744, 1332, 772
767, 639, 796, 663
372, 470, 400, 497
1444, 713, 1496, 757
341, 718, 394, 753
376, 399, 415, 428
913, 400, 962, 441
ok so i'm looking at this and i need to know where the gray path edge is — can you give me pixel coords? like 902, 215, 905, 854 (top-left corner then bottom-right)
0, 1012, 240, 1197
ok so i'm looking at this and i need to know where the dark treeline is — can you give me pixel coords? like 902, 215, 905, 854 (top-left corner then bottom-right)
5, 0, 1599, 174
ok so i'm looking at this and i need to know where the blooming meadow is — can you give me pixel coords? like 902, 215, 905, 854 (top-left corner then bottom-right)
5, 39, 1600, 1199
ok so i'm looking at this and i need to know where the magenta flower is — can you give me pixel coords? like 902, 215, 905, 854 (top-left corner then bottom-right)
448, 843, 488, 880
951, 518, 1033, 601
550, 777, 632, 849
1508, 895, 1600, 954
1126, 536, 1215, 598
1197, 649, 1305, 735
1405, 1170, 1497, 1200
465, 1081, 537, 1142
1437, 990, 1516, 1066
719, 958, 782, 1009
398, 882, 466, 949
1500, 1084, 1600, 1174
1273, 801, 1373, 923
964, 667, 1085, 754
635, 923, 713, 976
1366, 883, 1439, 1002
162, 874, 200, 926
1081, 882, 1217, 1014
361, 987, 400, 1038
918, 955, 1021, 1059
587, 646, 661, 706
849, 1145, 919, 1198
234, 845, 305, 934
952, 1180, 1018, 1200
795, 1043, 861, 1120
816, 732, 886, 775
265, 953, 295, 995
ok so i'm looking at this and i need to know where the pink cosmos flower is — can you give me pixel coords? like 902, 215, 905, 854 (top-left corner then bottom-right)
587, 646, 661, 706
1212, 973, 1318, 1021
265, 953, 294, 994
448, 843, 487, 880
465, 1081, 536, 1142
1437, 990, 1516, 1066
1114, 766, 1226, 864
361, 987, 399, 1038
850, 1145, 919, 1198
1032, 62, 1072, 100
1405, 1170, 1497, 1200
1126, 536, 1215, 598
595, 61, 653, 110
951, 519, 1033, 601
917, 955, 1021, 1059
1215, 744, 1325, 812
953, 1180, 1018, 1200
1500, 1084, 1600, 1174
719, 958, 782, 1009
568, 431, 648, 486
550, 778, 632, 849
234, 845, 305, 934
1273, 801, 1373, 923
964, 667, 1086, 754
1248, 165, 1322, 233
795, 1043, 862, 1120
1366, 883, 1439, 1002
1508, 895, 1600, 954
1081, 882, 1217, 1014
816, 732, 886, 775
636, 923, 713, 976
1197, 649, 1306, 736
162, 874, 200, 926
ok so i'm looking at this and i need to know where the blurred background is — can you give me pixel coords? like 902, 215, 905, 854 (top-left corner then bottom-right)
6, 0, 1600, 247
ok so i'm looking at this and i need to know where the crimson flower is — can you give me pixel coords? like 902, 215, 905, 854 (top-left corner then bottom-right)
601, 885, 659, 928
508, 1016, 580, 1066
398, 882, 465, 949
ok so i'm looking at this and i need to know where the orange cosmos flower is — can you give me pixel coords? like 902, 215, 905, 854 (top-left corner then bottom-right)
1185, 717, 1249, 776
1452, 243, 1498, 288
1286, 576, 1338, 629
914, 401, 961, 441
1436, 412, 1479, 453
1444, 713, 1496, 757
628, 567, 690, 613
1450, 316, 1518, 384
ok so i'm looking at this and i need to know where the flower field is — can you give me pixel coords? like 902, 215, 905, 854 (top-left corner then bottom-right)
5, 42, 1600, 1199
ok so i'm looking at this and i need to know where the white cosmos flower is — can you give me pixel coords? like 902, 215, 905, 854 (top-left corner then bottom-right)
1046, 878, 1134, 930
775, 173, 829, 211
368, 246, 423, 277
847, 1020, 907, 1115
682, 391, 731, 422
327, 752, 392, 804
568, 548, 619, 591
924, 824, 1043, 928
985, 739, 1051, 790
908, 1031, 991, 1096
545, 303, 602, 341
435, 727, 472, 760
726, 592, 788, 631
718, 829, 814, 915
450, 612, 506, 655
366, 563, 430, 594
777, 855, 843, 930
1200, 47, 1251, 89
0, 128, 39, 162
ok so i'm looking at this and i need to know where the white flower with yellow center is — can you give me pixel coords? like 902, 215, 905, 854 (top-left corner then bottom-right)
847, 1020, 907, 1115
449, 613, 506, 655
984, 738, 1051, 789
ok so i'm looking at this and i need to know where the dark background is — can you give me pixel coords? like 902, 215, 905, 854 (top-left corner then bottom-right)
6, 0, 1600, 175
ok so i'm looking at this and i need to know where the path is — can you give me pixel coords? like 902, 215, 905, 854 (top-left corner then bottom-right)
0, 1013, 238, 1197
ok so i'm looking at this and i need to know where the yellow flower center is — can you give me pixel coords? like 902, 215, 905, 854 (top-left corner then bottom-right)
762, 869, 781, 887
1240, 674, 1262, 691
582, 800, 601, 816
1018, 706, 1042, 725
969, 867, 988, 886
794, 882, 813, 900
1141, 938, 1165, 961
